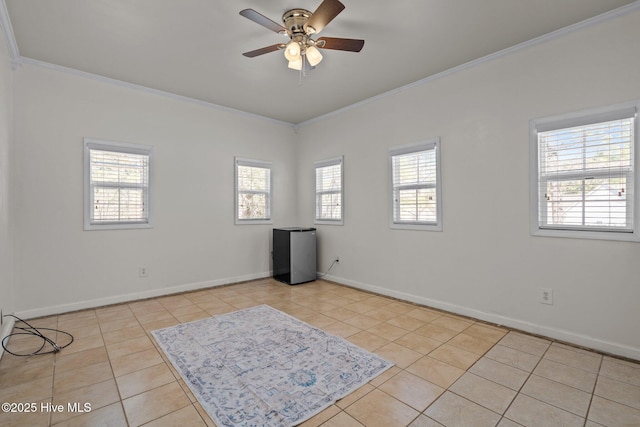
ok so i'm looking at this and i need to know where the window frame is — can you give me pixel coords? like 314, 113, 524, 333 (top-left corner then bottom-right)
83, 138, 154, 231
389, 138, 443, 231
529, 102, 640, 242
314, 156, 344, 225
234, 157, 272, 225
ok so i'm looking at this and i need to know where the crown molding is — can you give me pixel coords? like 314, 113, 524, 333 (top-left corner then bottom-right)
0, 0, 20, 69
17, 56, 295, 128
296, 0, 640, 128
1, 0, 289, 125
4, 0, 639, 129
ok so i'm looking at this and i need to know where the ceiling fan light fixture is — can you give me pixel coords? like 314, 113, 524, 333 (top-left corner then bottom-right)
306, 45, 323, 66
240, 0, 364, 76
288, 58, 303, 70
284, 40, 301, 61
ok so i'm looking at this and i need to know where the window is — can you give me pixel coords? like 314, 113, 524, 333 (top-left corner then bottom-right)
531, 103, 639, 241
315, 157, 343, 224
389, 138, 442, 231
235, 158, 272, 224
84, 138, 153, 230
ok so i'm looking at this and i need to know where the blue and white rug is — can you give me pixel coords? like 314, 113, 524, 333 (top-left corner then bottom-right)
152, 304, 393, 427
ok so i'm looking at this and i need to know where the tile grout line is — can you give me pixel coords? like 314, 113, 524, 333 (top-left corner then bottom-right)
439, 328, 512, 426
487, 335, 552, 427
404, 323, 507, 426
586, 356, 640, 420
500, 338, 615, 425
467, 338, 510, 421
128, 304, 202, 427
583, 355, 605, 427
98, 310, 131, 427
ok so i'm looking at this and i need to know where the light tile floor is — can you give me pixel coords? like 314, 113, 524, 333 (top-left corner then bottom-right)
1, 279, 639, 426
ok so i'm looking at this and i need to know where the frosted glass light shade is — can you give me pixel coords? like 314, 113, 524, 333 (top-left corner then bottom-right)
306, 45, 323, 67
288, 58, 303, 70
284, 41, 301, 62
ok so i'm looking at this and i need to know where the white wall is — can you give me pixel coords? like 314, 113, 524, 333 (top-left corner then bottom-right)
6, 7, 640, 361
11, 64, 298, 317
0, 26, 14, 327
296, 10, 640, 359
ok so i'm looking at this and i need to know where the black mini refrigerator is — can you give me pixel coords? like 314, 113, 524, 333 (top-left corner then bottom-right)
273, 228, 317, 285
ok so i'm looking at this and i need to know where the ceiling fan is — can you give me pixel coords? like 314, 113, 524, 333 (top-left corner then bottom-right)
240, 0, 364, 71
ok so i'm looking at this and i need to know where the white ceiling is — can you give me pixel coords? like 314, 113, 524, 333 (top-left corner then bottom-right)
4, 0, 638, 124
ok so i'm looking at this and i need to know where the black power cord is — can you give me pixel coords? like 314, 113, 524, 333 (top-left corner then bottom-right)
1, 314, 74, 356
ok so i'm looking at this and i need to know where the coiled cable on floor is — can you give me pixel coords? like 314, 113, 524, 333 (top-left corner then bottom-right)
1, 314, 74, 356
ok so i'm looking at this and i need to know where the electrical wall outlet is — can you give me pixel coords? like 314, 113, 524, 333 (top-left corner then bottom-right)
540, 288, 553, 305
138, 266, 148, 278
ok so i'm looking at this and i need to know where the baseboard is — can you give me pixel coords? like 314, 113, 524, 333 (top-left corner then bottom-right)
323, 274, 640, 361
13, 271, 271, 320
13, 272, 639, 361
0, 316, 16, 361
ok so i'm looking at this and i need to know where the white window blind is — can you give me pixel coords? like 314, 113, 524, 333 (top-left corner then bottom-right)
235, 158, 271, 223
389, 139, 442, 230
84, 139, 153, 230
315, 157, 343, 224
537, 116, 634, 232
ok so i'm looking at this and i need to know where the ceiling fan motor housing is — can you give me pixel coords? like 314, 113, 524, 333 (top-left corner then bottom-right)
282, 9, 313, 35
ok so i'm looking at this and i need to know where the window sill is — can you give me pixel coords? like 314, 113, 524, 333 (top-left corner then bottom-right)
235, 219, 273, 226
314, 220, 344, 226
84, 222, 153, 231
532, 227, 640, 242
390, 222, 442, 232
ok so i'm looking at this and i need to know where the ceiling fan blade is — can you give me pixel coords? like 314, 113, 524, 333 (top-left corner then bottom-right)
304, 0, 345, 35
316, 37, 364, 52
240, 9, 287, 34
242, 44, 285, 58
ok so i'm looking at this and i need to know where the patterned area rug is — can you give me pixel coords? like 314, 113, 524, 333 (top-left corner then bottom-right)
152, 304, 393, 427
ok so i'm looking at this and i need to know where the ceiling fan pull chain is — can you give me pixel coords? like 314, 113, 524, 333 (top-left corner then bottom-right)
298, 51, 305, 85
